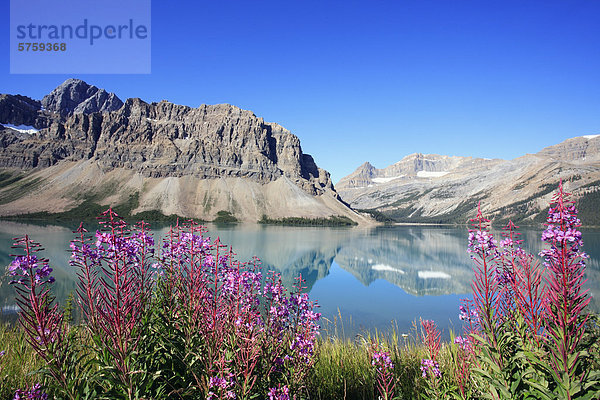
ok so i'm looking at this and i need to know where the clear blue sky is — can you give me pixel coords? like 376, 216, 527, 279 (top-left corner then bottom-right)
1, 0, 599, 183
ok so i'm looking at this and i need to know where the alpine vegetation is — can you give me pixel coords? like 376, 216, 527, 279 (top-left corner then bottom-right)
7, 209, 321, 399
446, 181, 600, 400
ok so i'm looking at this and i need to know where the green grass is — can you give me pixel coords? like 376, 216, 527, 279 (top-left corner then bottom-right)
2, 312, 598, 399
0, 171, 25, 189
0, 177, 42, 205
0, 323, 46, 399
307, 318, 431, 400
0, 319, 448, 400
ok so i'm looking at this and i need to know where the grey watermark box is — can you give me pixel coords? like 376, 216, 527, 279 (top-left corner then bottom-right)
10, 0, 151, 74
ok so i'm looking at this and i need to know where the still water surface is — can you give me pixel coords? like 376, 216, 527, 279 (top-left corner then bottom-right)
1, 221, 599, 338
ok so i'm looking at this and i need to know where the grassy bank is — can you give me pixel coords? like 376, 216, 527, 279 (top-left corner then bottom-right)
2, 317, 598, 399
0, 323, 46, 400
0, 321, 444, 400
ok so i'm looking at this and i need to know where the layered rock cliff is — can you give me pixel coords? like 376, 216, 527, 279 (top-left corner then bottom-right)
0, 79, 367, 223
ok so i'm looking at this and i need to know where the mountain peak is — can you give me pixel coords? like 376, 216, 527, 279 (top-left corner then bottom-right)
41, 78, 123, 115
0, 79, 370, 224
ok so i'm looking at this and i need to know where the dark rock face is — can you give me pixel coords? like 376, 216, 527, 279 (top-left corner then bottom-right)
0, 79, 332, 195
41, 79, 124, 115
0, 94, 43, 128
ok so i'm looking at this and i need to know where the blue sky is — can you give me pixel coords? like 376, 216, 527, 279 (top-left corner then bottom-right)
2, 0, 599, 183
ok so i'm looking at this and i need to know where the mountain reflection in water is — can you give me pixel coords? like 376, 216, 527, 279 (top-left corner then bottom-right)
1, 222, 599, 337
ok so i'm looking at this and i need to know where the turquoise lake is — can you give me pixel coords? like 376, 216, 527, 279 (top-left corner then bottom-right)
1, 221, 599, 339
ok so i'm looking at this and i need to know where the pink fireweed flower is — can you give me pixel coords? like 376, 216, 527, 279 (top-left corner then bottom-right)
458, 305, 478, 322
206, 376, 235, 400
13, 383, 48, 400
420, 358, 442, 378
304, 310, 321, 322
372, 350, 394, 371
538, 182, 591, 379
268, 385, 290, 400
467, 230, 497, 255
8, 255, 55, 286
371, 341, 397, 400
454, 336, 471, 351
208, 376, 228, 389
495, 268, 515, 286
8, 235, 66, 394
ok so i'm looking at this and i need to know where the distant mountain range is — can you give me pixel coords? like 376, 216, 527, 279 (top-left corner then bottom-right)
337, 137, 600, 225
1, 79, 598, 226
0, 79, 368, 223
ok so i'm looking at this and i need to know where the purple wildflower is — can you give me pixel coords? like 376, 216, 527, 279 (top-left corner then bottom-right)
454, 336, 470, 350
467, 230, 497, 255
267, 385, 290, 400
371, 341, 397, 399
208, 376, 228, 389
495, 268, 514, 286
206, 374, 234, 399
372, 350, 394, 371
13, 383, 48, 400
538, 182, 591, 379
420, 358, 442, 378
458, 305, 479, 322
8, 254, 55, 286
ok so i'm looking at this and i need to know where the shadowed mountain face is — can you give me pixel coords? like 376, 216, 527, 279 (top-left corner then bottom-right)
0, 79, 366, 223
337, 137, 600, 225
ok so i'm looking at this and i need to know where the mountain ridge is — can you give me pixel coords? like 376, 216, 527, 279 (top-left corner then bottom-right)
337, 136, 600, 225
0, 79, 369, 224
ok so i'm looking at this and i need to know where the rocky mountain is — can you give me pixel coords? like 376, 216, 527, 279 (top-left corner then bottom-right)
337, 136, 600, 225
41, 79, 124, 115
0, 79, 368, 223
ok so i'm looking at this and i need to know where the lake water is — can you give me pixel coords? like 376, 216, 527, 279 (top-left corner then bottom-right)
1, 221, 599, 339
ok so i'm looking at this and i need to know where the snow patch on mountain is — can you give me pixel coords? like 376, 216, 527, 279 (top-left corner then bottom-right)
373, 176, 403, 183
2, 123, 38, 135
417, 171, 448, 178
